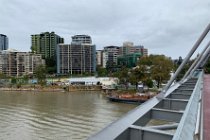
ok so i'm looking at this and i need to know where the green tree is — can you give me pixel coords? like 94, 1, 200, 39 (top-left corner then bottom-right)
136, 55, 173, 88
45, 58, 56, 74
34, 65, 47, 86
11, 77, 17, 85
129, 66, 147, 89
97, 66, 108, 77
135, 56, 153, 87
116, 67, 129, 85
106, 60, 118, 74
22, 75, 29, 84
150, 55, 173, 88
0, 72, 7, 79
174, 58, 194, 81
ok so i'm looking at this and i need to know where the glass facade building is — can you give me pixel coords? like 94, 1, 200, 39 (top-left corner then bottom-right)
117, 53, 142, 68
0, 34, 8, 51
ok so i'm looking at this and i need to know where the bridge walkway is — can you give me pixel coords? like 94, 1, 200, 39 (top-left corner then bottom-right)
203, 74, 210, 140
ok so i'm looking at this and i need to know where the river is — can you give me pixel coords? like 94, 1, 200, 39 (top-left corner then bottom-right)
0, 91, 137, 140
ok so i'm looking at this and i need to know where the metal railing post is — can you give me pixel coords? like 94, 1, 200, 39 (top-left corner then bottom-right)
182, 41, 210, 81
161, 23, 210, 94
199, 51, 210, 68
187, 41, 210, 78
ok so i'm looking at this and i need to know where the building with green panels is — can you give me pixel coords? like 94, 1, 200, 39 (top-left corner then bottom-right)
31, 32, 64, 59
117, 53, 142, 68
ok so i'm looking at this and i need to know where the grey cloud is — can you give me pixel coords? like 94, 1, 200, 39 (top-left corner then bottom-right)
0, 0, 210, 58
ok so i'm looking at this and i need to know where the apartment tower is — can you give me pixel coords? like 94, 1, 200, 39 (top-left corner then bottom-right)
31, 32, 64, 59
57, 35, 96, 75
0, 34, 8, 51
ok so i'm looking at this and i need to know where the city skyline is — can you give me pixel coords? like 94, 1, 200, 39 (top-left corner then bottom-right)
0, 0, 210, 59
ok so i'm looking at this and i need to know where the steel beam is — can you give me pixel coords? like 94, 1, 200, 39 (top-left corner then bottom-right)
174, 88, 194, 92
88, 83, 180, 140
115, 125, 173, 140
88, 75, 201, 140
200, 51, 210, 68
133, 108, 184, 127
172, 71, 202, 140
182, 40, 210, 81
162, 23, 210, 94
172, 89, 193, 95
152, 108, 183, 123
188, 41, 210, 78
147, 123, 178, 130
167, 93, 191, 100
155, 98, 188, 110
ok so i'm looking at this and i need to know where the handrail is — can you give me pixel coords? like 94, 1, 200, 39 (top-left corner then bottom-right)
88, 71, 203, 140
172, 71, 203, 140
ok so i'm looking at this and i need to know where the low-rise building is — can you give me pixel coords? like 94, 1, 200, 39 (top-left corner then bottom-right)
68, 77, 118, 86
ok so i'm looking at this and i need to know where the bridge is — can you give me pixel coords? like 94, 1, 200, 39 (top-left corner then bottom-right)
88, 23, 210, 140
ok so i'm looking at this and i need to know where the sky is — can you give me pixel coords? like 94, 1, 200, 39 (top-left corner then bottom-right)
0, 0, 210, 59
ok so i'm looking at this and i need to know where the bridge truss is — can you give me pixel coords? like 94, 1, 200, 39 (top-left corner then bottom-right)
89, 23, 210, 140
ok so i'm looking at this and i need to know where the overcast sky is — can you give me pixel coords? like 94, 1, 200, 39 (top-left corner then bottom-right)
0, 0, 210, 58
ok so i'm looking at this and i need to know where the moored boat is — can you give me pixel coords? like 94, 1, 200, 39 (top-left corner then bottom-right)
107, 93, 155, 104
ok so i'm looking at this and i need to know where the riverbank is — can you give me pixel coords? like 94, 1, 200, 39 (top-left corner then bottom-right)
0, 84, 158, 94
0, 87, 65, 92
68, 85, 102, 91
0, 84, 102, 92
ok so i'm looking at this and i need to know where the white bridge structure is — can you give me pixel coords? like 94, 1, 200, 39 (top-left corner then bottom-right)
88, 23, 210, 140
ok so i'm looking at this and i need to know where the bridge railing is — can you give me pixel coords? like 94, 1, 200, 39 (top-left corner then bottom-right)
88, 22, 210, 140
88, 71, 203, 140
172, 70, 203, 140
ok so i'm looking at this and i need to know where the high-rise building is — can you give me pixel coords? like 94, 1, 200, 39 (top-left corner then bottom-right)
134, 45, 148, 56
0, 34, 8, 51
96, 50, 103, 66
102, 51, 108, 68
72, 35, 92, 44
57, 35, 96, 75
0, 49, 45, 77
31, 32, 64, 59
120, 41, 148, 56
121, 41, 134, 55
103, 46, 120, 68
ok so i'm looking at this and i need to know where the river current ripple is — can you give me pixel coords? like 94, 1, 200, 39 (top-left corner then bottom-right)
0, 91, 136, 140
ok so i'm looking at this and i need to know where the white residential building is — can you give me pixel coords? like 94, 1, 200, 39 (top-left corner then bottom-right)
0, 49, 45, 77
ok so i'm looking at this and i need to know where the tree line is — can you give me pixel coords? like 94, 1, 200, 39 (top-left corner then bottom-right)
1, 54, 210, 88
114, 55, 173, 88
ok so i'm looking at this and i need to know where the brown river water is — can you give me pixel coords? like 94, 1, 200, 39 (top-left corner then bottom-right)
0, 91, 136, 140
